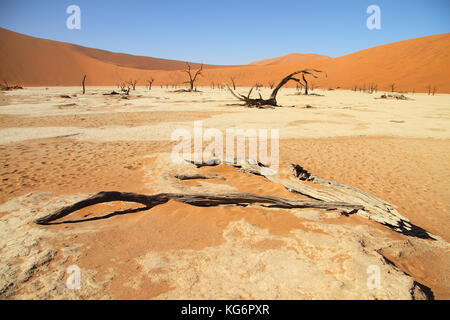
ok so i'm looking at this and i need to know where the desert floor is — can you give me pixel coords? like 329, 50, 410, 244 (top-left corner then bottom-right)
0, 86, 449, 299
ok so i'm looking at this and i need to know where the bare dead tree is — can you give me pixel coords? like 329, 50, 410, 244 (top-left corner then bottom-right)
119, 82, 130, 95
368, 83, 378, 94
432, 86, 437, 96
146, 78, 155, 90
390, 83, 395, 93
227, 69, 326, 107
183, 62, 203, 91
268, 81, 275, 89
128, 79, 137, 91
82, 75, 86, 94
426, 84, 431, 95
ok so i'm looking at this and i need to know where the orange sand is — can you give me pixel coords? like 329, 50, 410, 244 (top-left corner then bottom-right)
1, 28, 449, 93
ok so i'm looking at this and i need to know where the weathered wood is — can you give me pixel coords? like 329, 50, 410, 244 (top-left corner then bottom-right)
174, 174, 225, 180
184, 158, 438, 240
227, 69, 326, 107
82, 75, 86, 94
34, 191, 362, 225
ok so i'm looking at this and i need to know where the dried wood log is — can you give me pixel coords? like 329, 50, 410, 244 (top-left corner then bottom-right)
174, 174, 225, 180
34, 191, 361, 225
184, 158, 439, 240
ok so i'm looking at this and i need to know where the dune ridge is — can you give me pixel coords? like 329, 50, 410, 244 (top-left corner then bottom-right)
0, 28, 449, 92
249, 52, 331, 65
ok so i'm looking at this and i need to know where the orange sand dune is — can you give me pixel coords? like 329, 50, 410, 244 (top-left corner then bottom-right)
0, 28, 236, 86
1, 27, 449, 92
249, 52, 330, 66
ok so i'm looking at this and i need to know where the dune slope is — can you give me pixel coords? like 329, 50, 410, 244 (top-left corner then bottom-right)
0, 28, 449, 92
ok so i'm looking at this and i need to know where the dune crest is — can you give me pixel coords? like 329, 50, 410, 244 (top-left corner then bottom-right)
0, 28, 449, 92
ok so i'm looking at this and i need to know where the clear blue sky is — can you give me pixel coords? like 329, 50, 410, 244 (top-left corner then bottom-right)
0, 0, 449, 65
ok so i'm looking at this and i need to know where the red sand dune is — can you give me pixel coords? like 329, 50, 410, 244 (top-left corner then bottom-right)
0, 27, 449, 93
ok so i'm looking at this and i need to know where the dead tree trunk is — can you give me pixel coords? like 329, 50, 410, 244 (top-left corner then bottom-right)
147, 78, 155, 90
33, 158, 443, 243
34, 191, 361, 225
227, 69, 326, 107
183, 63, 203, 91
128, 80, 137, 90
82, 75, 86, 94
184, 158, 441, 240
302, 73, 309, 95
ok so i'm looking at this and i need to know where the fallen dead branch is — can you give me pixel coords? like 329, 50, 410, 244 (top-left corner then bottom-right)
34, 191, 361, 225
184, 158, 439, 240
34, 157, 441, 242
174, 174, 225, 180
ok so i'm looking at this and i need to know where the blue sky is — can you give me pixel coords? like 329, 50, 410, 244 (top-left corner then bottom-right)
0, 0, 449, 65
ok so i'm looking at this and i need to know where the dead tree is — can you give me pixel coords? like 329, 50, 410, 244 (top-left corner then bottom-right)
427, 84, 431, 95
390, 83, 395, 93
183, 62, 203, 91
119, 82, 130, 95
34, 191, 362, 225
368, 83, 378, 94
227, 69, 326, 107
128, 79, 137, 91
268, 82, 275, 89
32, 158, 442, 242
432, 86, 437, 96
147, 78, 155, 90
82, 75, 86, 94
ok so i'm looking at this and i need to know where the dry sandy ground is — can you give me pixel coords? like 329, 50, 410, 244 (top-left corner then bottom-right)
0, 86, 449, 299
